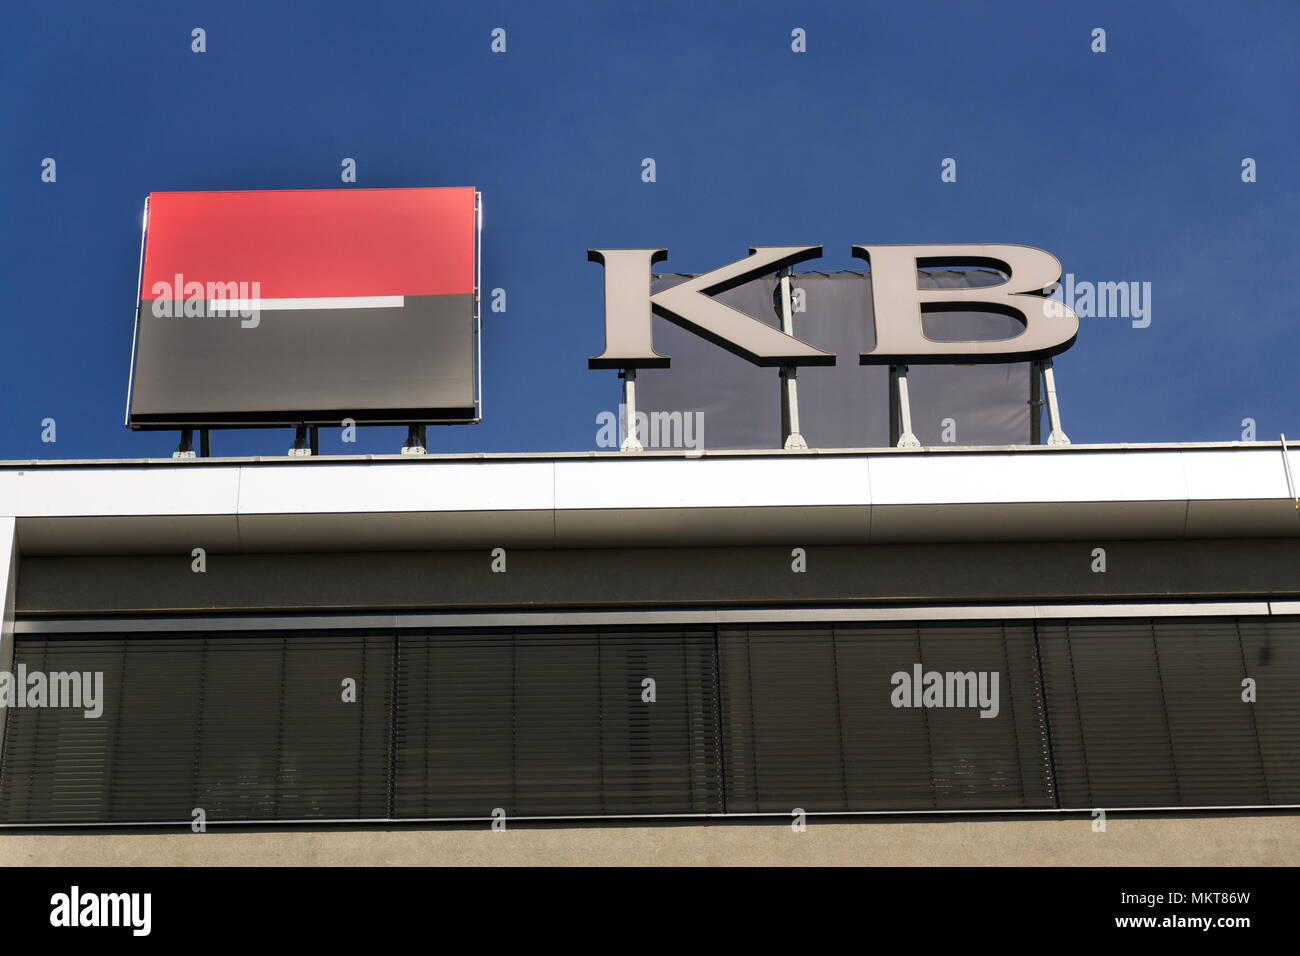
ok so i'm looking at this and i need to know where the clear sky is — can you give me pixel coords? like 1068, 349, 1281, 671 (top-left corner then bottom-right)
1, 0, 1296, 459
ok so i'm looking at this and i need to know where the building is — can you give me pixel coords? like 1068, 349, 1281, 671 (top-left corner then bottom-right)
1, 441, 1297, 865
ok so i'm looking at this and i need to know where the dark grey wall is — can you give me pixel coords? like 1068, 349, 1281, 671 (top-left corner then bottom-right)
16, 539, 1300, 615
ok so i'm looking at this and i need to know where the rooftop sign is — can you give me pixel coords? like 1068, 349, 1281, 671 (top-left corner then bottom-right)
126, 186, 480, 430
588, 243, 1079, 450
588, 244, 1079, 368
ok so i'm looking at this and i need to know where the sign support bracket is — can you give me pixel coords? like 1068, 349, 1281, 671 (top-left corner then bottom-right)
402, 425, 428, 455
619, 369, 644, 451
171, 429, 196, 459
777, 270, 807, 450
1041, 358, 1070, 446
171, 428, 211, 458
1030, 360, 1044, 444
288, 426, 318, 457
889, 364, 921, 448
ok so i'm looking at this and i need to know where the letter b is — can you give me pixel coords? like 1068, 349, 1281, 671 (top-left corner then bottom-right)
853, 244, 1079, 364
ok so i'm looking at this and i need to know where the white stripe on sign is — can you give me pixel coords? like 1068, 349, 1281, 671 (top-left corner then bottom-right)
204, 296, 405, 311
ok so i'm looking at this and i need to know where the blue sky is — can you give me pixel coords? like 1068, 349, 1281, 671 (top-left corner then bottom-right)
1, 0, 1296, 458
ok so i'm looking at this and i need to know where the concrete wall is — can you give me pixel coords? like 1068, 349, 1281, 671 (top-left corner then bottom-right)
4, 814, 1297, 866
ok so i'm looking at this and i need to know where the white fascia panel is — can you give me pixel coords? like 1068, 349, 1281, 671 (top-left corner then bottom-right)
552, 456, 871, 512
1180, 448, 1293, 501
235, 460, 555, 515
0, 466, 241, 518
868, 450, 1190, 506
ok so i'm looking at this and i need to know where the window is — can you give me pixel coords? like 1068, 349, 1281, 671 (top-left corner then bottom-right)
2, 616, 1296, 824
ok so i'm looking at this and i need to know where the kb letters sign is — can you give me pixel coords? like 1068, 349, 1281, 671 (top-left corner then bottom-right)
588, 244, 1080, 368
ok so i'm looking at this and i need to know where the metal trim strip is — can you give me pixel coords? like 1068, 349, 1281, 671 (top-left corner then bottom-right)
14, 601, 1278, 634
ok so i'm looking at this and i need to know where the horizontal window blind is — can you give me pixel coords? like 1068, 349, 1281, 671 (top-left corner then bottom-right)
392, 628, 721, 818
1244, 619, 1300, 800
1038, 617, 1300, 808
0, 631, 393, 823
1, 617, 1296, 824
719, 623, 1054, 812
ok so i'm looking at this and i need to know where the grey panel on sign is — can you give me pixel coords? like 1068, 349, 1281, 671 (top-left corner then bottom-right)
129, 293, 475, 426
636, 272, 1030, 449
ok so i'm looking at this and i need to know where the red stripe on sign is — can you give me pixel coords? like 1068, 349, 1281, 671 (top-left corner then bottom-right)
141, 187, 476, 299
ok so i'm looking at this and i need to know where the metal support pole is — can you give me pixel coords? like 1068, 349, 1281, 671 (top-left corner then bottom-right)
199, 429, 211, 458
892, 364, 921, 448
1041, 358, 1070, 446
401, 425, 427, 455
172, 429, 196, 459
778, 271, 807, 449
888, 366, 900, 447
1029, 360, 1043, 445
1281, 434, 1299, 514
288, 425, 312, 456
619, 369, 644, 451
0, 517, 16, 751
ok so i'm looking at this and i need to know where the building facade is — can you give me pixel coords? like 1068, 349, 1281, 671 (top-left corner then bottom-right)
1, 442, 1298, 864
